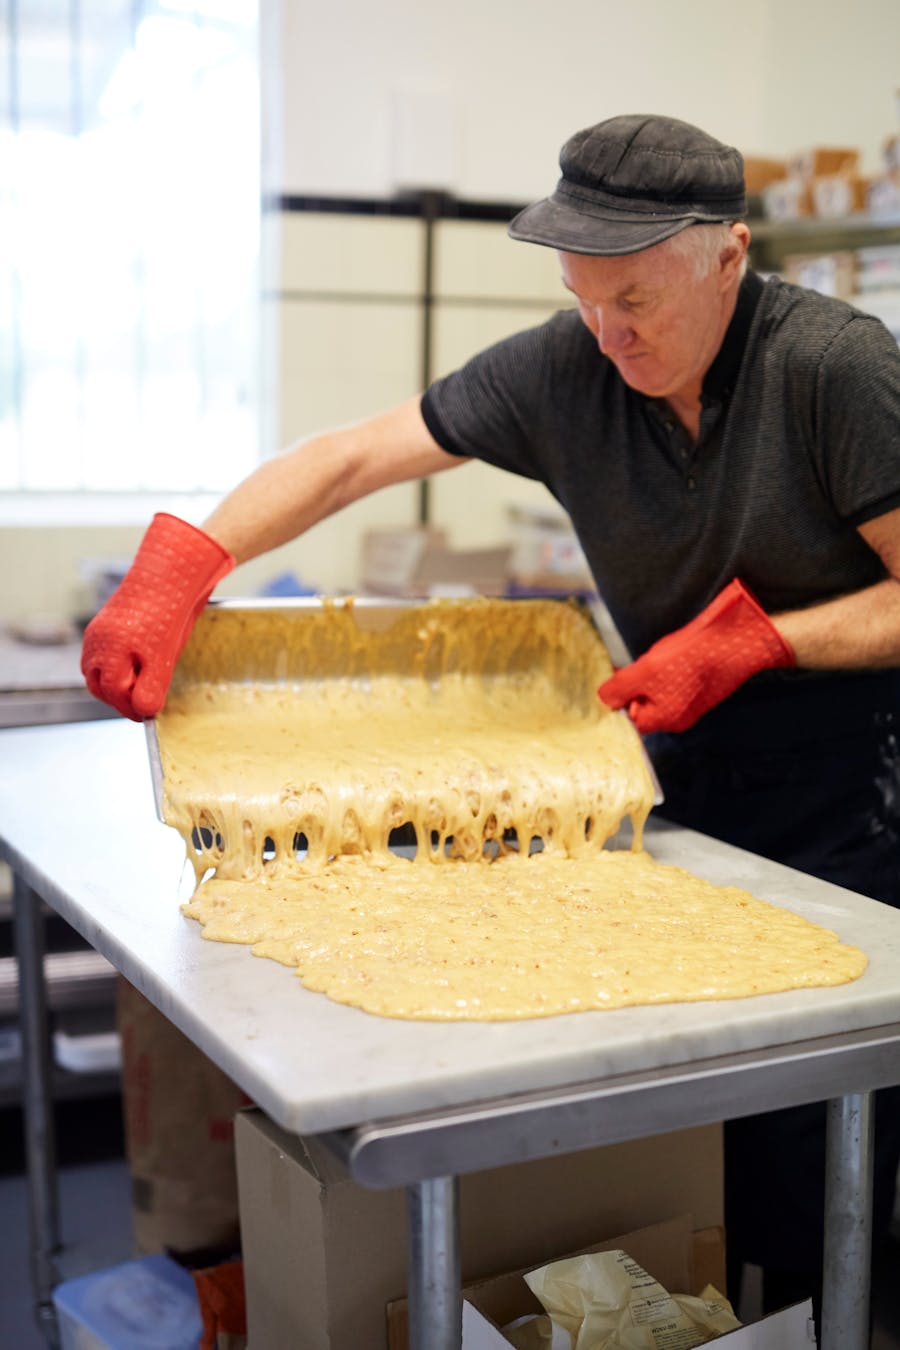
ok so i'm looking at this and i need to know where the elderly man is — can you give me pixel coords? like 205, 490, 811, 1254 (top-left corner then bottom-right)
83, 114, 900, 1324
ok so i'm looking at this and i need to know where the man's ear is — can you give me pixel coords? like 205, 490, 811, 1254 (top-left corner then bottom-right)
720, 222, 751, 285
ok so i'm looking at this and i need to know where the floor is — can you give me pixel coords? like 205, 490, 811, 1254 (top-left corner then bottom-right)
1, 1096, 900, 1349
0, 1096, 133, 1350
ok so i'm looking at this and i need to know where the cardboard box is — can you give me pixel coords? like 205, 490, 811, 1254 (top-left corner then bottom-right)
883, 134, 900, 173
359, 526, 443, 592
761, 177, 814, 221
742, 156, 787, 195
856, 242, 900, 292
810, 173, 869, 219
724, 1301, 816, 1347
117, 978, 248, 1260
787, 146, 860, 180
388, 1213, 721, 1348
388, 1217, 815, 1349
235, 1108, 722, 1350
507, 504, 594, 592
448, 1296, 815, 1349
780, 251, 857, 300
360, 527, 511, 597
867, 173, 900, 219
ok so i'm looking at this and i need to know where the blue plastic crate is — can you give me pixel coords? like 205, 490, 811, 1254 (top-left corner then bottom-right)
52, 1253, 203, 1350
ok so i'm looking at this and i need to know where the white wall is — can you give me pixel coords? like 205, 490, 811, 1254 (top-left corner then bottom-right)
759, 0, 900, 174
9, 0, 900, 622
249, 0, 900, 598
264, 0, 899, 198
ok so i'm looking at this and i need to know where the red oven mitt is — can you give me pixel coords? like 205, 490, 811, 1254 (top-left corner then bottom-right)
598, 579, 795, 734
81, 513, 235, 721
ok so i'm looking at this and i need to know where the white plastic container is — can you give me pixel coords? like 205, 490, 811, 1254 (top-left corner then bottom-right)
52, 1253, 203, 1350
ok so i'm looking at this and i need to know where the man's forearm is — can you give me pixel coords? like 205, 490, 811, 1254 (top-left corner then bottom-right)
202, 396, 462, 566
773, 577, 900, 669
201, 432, 357, 564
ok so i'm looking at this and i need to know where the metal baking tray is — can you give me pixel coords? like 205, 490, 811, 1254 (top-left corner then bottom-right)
145, 597, 417, 819
144, 595, 663, 822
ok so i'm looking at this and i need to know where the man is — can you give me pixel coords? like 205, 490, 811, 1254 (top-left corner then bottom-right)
83, 114, 900, 1323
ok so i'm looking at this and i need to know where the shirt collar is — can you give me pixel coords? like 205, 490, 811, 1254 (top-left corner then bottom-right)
701, 268, 765, 406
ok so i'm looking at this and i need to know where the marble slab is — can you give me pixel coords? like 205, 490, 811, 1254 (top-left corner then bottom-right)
3, 719, 900, 1136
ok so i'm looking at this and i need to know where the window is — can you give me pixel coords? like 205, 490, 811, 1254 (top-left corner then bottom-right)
0, 0, 260, 496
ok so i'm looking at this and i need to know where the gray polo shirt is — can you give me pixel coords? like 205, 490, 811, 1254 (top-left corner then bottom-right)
420, 271, 900, 658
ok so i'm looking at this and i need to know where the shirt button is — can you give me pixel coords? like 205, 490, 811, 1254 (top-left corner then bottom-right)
680, 447, 689, 459
687, 476, 697, 490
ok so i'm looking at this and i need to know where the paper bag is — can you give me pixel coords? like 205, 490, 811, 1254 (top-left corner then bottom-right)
117, 977, 251, 1260
523, 1248, 740, 1349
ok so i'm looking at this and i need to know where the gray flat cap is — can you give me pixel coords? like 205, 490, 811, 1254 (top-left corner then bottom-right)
509, 114, 747, 256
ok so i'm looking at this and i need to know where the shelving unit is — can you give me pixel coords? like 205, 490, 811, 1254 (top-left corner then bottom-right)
0, 638, 121, 1113
748, 212, 900, 271
0, 886, 121, 1109
748, 212, 900, 344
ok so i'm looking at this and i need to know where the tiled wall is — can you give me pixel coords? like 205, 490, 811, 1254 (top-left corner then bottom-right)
261, 206, 572, 582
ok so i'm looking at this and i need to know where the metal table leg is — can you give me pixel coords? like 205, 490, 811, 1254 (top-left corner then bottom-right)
407, 1176, 461, 1350
12, 873, 61, 1348
821, 1092, 874, 1350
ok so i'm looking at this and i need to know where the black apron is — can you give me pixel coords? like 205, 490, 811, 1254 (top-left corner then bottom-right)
647, 669, 900, 1295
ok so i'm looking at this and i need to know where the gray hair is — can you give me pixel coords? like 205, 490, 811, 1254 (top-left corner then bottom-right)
663, 223, 748, 280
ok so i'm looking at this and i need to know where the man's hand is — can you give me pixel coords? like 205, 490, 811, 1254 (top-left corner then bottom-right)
81, 514, 235, 721
598, 579, 795, 734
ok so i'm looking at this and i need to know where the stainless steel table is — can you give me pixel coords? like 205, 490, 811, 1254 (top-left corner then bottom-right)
4, 720, 900, 1350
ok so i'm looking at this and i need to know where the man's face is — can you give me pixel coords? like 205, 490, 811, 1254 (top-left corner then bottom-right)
558, 234, 736, 404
